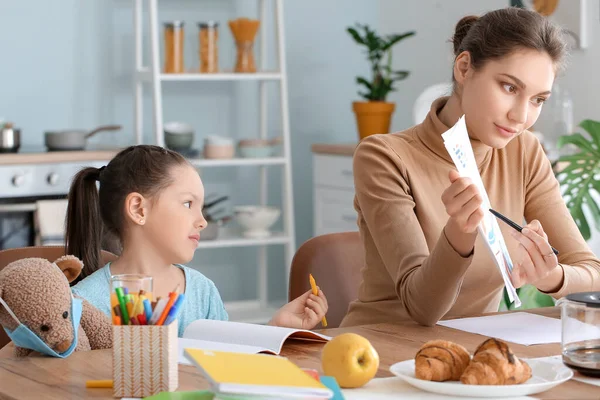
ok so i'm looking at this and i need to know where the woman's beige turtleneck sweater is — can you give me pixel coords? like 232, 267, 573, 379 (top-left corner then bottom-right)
340, 97, 600, 327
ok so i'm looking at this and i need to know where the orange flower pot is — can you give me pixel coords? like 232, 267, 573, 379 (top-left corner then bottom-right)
352, 101, 395, 140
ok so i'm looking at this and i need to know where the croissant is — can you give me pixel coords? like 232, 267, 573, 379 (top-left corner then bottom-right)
414, 340, 471, 381
460, 338, 532, 385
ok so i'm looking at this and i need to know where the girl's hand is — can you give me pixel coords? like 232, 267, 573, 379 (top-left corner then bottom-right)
509, 219, 563, 291
268, 289, 328, 330
442, 170, 485, 256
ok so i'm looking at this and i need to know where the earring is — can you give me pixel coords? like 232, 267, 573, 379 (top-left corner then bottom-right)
139, 219, 145, 224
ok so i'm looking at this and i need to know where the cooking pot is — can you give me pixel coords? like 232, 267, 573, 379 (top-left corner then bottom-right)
44, 124, 122, 151
557, 291, 600, 376
0, 123, 20, 153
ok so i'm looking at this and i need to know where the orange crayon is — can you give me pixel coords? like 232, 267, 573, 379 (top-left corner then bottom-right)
309, 274, 327, 327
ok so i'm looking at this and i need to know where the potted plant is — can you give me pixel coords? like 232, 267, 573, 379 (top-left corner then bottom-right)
347, 23, 415, 140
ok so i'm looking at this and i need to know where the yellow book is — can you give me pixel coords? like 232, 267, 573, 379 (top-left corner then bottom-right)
184, 349, 333, 399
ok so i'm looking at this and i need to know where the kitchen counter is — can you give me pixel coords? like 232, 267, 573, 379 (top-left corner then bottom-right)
311, 143, 357, 157
0, 148, 122, 165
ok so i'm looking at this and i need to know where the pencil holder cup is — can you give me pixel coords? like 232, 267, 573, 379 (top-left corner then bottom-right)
110, 274, 153, 326
112, 321, 178, 398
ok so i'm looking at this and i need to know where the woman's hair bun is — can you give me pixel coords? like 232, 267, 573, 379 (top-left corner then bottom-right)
453, 15, 479, 55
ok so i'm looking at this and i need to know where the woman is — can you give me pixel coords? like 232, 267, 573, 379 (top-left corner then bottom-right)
340, 7, 600, 328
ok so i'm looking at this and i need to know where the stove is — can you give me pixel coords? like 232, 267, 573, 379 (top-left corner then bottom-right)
0, 160, 105, 199
0, 146, 119, 199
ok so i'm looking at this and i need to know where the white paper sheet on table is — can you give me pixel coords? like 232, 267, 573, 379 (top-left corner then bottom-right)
342, 377, 534, 400
442, 115, 521, 307
437, 312, 562, 345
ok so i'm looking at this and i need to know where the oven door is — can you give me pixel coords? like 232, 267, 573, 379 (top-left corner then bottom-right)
0, 195, 67, 250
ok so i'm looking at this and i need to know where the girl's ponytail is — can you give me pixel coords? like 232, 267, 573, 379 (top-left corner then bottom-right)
65, 167, 104, 280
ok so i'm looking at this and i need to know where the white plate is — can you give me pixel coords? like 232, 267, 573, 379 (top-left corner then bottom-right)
389, 358, 573, 398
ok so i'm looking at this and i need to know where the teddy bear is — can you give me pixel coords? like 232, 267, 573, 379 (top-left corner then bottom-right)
0, 255, 112, 357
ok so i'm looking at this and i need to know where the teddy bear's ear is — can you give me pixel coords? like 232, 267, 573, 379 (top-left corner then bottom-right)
54, 255, 84, 283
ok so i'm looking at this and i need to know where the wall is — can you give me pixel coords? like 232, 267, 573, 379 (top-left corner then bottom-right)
379, 0, 506, 131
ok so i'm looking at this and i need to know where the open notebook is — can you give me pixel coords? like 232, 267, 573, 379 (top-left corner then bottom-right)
178, 319, 331, 365
184, 349, 333, 399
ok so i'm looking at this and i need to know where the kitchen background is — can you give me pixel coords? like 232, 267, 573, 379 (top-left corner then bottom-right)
0, 0, 599, 320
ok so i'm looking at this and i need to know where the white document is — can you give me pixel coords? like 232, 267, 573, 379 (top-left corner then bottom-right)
343, 377, 534, 400
442, 115, 521, 307
178, 319, 331, 365
437, 312, 561, 346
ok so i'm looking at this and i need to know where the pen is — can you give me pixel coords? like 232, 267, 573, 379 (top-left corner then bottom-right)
143, 299, 153, 322
115, 287, 129, 326
164, 293, 185, 326
489, 209, 559, 255
150, 298, 168, 325
309, 274, 328, 327
132, 292, 142, 318
156, 287, 180, 326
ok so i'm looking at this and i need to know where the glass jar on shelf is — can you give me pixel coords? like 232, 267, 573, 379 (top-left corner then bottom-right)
198, 21, 219, 73
164, 21, 185, 73
228, 18, 260, 73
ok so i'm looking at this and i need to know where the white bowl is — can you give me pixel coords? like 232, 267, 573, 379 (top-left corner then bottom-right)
233, 206, 281, 238
164, 121, 194, 135
205, 135, 234, 146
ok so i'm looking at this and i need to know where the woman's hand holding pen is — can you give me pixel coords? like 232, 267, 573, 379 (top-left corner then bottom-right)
268, 288, 328, 330
509, 219, 564, 292
442, 170, 485, 257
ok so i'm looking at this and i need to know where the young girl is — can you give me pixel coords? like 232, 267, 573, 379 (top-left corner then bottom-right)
68, 145, 328, 336
341, 7, 600, 328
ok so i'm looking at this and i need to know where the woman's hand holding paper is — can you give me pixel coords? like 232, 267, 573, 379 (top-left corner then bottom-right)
442, 170, 485, 257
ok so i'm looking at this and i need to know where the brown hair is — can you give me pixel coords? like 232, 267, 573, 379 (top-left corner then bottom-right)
66, 145, 189, 279
451, 7, 568, 80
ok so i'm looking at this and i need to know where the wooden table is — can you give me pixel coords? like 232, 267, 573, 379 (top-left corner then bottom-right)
0, 307, 597, 399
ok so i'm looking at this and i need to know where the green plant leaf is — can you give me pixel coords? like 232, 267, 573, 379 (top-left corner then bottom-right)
364, 27, 381, 53
558, 133, 598, 153
574, 206, 591, 240
356, 77, 372, 91
580, 119, 600, 150
556, 121, 600, 241
557, 154, 598, 163
381, 31, 416, 52
500, 285, 555, 311
392, 70, 410, 80
346, 27, 365, 45
584, 191, 600, 232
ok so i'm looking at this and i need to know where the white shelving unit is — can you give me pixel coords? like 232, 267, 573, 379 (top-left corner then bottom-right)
187, 157, 286, 168
132, 0, 296, 323
136, 69, 283, 82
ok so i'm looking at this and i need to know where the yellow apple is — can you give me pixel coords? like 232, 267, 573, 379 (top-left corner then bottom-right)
321, 333, 379, 388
